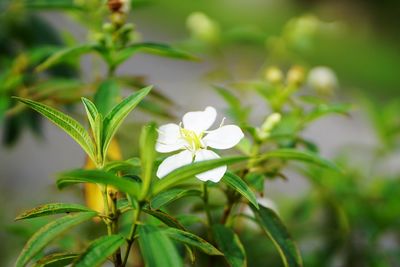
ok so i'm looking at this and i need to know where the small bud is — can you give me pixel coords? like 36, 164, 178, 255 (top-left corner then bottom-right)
107, 0, 130, 14
265, 66, 283, 85
257, 112, 282, 140
307, 66, 338, 95
102, 22, 115, 33
286, 65, 305, 86
186, 12, 220, 44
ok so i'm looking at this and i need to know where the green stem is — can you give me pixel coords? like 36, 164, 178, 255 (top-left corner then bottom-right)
202, 183, 213, 226
122, 204, 142, 267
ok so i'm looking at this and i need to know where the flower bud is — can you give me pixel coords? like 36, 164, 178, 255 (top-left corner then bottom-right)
307, 66, 338, 95
264, 66, 283, 85
286, 65, 305, 86
107, 0, 130, 14
186, 12, 220, 44
257, 112, 282, 140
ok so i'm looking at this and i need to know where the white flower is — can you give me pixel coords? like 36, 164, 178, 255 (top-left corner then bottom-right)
156, 106, 244, 182
308, 66, 338, 94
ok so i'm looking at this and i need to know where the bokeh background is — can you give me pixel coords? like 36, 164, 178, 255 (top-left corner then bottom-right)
1, 0, 399, 266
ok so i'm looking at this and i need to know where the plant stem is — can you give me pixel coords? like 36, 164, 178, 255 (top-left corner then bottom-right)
122, 205, 142, 267
202, 182, 213, 226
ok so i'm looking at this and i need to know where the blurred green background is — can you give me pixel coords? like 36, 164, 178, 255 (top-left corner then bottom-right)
1, 0, 399, 266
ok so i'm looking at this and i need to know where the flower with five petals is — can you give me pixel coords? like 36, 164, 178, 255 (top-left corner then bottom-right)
156, 106, 244, 182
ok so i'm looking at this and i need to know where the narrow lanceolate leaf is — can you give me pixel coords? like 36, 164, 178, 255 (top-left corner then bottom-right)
81, 97, 98, 135
34, 253, 78, 267
102, 86, 152, 158
94, 79, 120, 116
14, 97, 96, 162
222, 172, 259, 209
36, 43, 98, 71
74, 235, 125, 267
251, 205, 303, 267
143, 209, 186, 230
15, 203, 95, 220
212, 224, 247, 267
22, 0, 84, 10
150, 189, 202, 209
139, 123, 158, 200
57, 169, 141, 197
114, 42, 198, 66
153, 156, 248, 195
260, 149, 341, 172
16, 212, 96, 267
164, 228, 222, 256
139, 225, 183, 267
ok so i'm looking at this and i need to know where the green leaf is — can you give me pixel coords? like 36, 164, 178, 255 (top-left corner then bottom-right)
304, 104, 351, 123
114, 43, 198, 66
222, 172, 259, 209
34, 253, 77, 267
104, 157, 141, 173
14, 97, 96, 162
74, 235, 125, 267
164, 228, 222, 256
94, 79, 121, 116
251, 205, 303, 267
139, 123, 158, 200
57, 169, 140, 197
22, 0, 84, 10
102, 86, 152, 158
150, 189, 202, 209
261, 149, 340, 172
138, 225, 183, 267
36, 43, 98, 72
212, 224, 247, 267
153, 156, 248, 195
214, 86, 249, 124
15, 212, 96, 267
15, 203, 95, 220
81, 97, 98, 134
143, 209, 186, 230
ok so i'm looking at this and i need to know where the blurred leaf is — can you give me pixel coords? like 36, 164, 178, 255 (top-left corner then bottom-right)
104, 157, 141, 173
15, 212, 96, 267
102, 86, 152, 160
94, 79, 120, 116
36, 43, 98, 72
74, 235, 125, 267
143, 209, 186, 230
81, 97, 99, 136
222, 172, 259, 209
34, 253, 77, 267
251, 205, 303, 267
139, 123, 158, 200
138, 225, 183, 267
14, 97, 96, 162
244, 172, 265, 192
153, 156, 248, 195
22, 0, 84, 10
15, 203, 95, 221
114, 43, 199, 66
261, 149, 340, 172
212, 224, 247, 267
57, 169, 141, 197
164, 228, 223, 255
150, 188, 202, 209
214, 86, 249, 124
304, 104, 351, 124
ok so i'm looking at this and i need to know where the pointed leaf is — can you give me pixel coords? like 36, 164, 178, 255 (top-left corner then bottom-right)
81, 97, 98, 134
153, 156, 248, 195
102, 86, 152, 158
94, 79, 120, 116
16, 212, 96, 267
57, 169, 140, 197
150, 189, 202, 209
16, 203, 95, 220
74, 235, 125, 267
34, 253, 78, 267
164, 228, 222, 256
222, 172, 259, 209
138, 225, 183, 267
14, 97, 96, 162
212, 224, 247, 267
251, 205, 303, 267
143, 209, 186, 230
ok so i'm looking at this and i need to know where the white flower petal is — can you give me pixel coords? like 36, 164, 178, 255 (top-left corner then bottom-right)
156, 150, 193, 178
182, 106, 217, 134
194, 149, 226, 182
202, 125, 244, 150
156, 123, 186, 153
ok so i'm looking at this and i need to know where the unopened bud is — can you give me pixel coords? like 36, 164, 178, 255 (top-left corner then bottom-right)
265, 67, 283, 85
287, 65, 305, 86
307, 66, 338, 95
257, 112, 282, 140
186, 12, 220, 44
108, 0, 130, 14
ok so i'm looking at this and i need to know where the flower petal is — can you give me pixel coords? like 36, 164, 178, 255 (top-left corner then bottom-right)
156, 150, 193, 178
156, 123, 186, 153
202, 125, 244, 150
182, 106, 217, 134
194, 149, 226, 182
